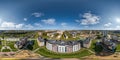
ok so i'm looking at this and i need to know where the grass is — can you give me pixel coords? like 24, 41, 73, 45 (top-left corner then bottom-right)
0, 40, 4, 49
2, 49, 11, 52
116, 44, 120, 52
1, 39, 39, 51
0, 40, 18, 52
0, 45, 2, 50
89, 39, 97, 51
36, 47, 92, 58
32, 40, 39, 50
6, 41, 18, 51
0, 40, 5, 51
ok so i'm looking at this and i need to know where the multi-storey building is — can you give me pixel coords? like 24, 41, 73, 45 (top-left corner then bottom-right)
37, 36, 91, 53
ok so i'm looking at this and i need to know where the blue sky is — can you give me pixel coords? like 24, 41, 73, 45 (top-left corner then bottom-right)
0, 0, 120, 30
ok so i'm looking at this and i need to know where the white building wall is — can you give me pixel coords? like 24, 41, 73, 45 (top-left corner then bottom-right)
75, 45, 78, 51
73, 45, 75, 52
78, 44, 81, 50
73, 44, 80, 52
112, 36, 118, 40
46, 43, 52, 51
5, 38, 19, 41
40, 42, 44, 46
58, 45, 66, 53
83, 43, 87, 48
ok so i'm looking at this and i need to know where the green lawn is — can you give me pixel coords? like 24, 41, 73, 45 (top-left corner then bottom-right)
2, 49, 11, 52
0, 41, 12, 52
32, 40, 39, 50
116, 44, 120, 52
6, 41, 18, 51
0, 45, 2, 50
89, 39, 97, 51
0, 40, 5, 50
36, 47, 92, 58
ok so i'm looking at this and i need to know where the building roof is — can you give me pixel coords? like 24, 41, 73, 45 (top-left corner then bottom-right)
38, 37, 45, 42
104, 40, 116, 46
102, 38, 116, 50
47, 39, 80, 46
83, 37, 91, 44
20, 37, 28, 41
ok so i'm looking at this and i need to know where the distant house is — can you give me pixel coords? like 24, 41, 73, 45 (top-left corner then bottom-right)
47, 32, 54, 38
38, 32, 42, 36
14, 37, 28, 49
63, 34, 68, 39
71, 32, 77, 38
118, 37, 120, 41
110, 35, 120, 43
102, 30, 108, 37
56, 30, 64, 35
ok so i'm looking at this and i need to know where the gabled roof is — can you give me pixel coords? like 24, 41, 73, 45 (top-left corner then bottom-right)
83, 38, 90, 44
38, 37, 45, 42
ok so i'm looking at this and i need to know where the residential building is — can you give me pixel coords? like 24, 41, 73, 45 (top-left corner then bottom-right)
45, 40, 81, 53
83, 37, 91, 48
37, 37, 45, 46
14, 37, 28, 49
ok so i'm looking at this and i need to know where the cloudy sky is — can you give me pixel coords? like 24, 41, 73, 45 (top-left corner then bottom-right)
0, 0, 120, 30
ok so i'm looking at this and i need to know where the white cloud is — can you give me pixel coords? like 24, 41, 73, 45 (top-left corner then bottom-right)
116, 25, 120, 30
61, 22, 67, 27
24, 18, 27, 21
24, 24, 34, 29
0, 18, 42, 30
34, 23, 42, 27
15, 24, 24, 28
0, 18, 2, 23
41, 18, 56, 25
0, 21, 24, 30
103, 25, 120, 30
0, 18, 37, 30
104, 22, 112, 27
76, 12, 100, 25
84, 26, 89, 28
116, 18, 120, 23
104, 28, 112, 30
1, 22, 15, 28
32, 12, 44, 17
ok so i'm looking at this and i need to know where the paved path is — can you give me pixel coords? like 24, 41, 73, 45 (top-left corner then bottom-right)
87, 49, 95, 54
0, 52, 15, 57
33, 48, 40, 53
